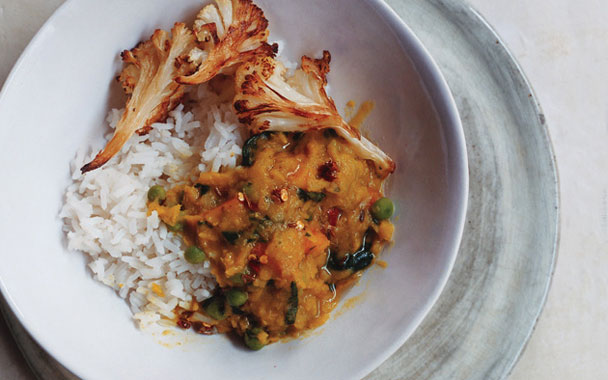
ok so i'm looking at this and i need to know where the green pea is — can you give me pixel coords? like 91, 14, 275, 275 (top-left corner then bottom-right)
184, 246, 206, 264
243, 182, 254, 197
229, 274, 245, 286
226, 289, 248, 307
168, 222, 184, 232
202, 296, 226, 320
370, 197, 394, 220
244, 327, 265, 350
147, 185, 166, 202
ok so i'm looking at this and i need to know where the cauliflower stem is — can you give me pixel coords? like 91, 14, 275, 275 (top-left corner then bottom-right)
233, 52, 396, 177
81, 0, 393, 176
82, 0, 274, 173
176, 0, 276, 85
81, 23, 196, 173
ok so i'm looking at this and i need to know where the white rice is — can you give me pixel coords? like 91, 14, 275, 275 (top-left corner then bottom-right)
59, 84, 246, 326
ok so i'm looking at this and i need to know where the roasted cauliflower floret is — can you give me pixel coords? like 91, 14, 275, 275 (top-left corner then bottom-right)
81, 23, 196, 173
233, 52, 396, 177
81, 0, 275, 173
176, 0, 276, 85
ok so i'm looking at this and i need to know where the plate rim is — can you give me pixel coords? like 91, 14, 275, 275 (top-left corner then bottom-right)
462, 2, 561, 376
366, 0, 560, 378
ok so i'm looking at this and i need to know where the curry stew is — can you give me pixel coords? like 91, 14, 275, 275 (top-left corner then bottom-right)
148, 130, 394, 349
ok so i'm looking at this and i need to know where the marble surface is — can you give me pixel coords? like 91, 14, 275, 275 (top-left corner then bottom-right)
0, 0, 606, 379
471, 1, 608, 379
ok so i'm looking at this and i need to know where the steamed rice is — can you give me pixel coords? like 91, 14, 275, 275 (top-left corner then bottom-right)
59, 84, 245, 326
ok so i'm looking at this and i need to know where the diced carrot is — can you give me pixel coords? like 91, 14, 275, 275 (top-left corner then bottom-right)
265, 229, 305, 280
303, 229, 330, 257
203, 198, 248, 229
148, 202, 181, 226
377, 220, 394, 241
197, 171, 238, 187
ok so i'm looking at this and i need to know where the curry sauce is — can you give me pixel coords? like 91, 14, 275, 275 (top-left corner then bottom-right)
148, 130, 394, 349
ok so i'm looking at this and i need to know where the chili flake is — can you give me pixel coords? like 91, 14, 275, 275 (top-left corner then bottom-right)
318, 160, 338, 181
327, 207, 342, 226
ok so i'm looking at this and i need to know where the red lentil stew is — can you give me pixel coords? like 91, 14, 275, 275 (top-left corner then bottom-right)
148, 129, 394, 349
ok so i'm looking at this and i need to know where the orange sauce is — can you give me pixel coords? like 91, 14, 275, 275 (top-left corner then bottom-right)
149, 130, 393, 347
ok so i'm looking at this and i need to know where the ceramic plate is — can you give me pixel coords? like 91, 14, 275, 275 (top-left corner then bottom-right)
0, 0, 467, 379
1, 1, 559, 379
367, 1, 559, 378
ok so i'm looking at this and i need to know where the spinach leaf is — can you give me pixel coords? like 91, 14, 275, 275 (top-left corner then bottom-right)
285, 281, 298, 325
194, 183, 210, 196
327, 230, 375, 272
297, 188, 326, 202
242, 132, 273, 167
222, 231, 240, 245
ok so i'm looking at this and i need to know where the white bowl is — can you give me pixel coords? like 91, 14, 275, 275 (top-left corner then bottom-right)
0, 0, 467, 379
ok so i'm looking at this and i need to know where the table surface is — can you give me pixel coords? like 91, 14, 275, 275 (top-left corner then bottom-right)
1, 0, 606, 379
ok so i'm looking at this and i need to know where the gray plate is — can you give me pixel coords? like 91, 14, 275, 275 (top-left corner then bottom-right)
0, 0, 559, 379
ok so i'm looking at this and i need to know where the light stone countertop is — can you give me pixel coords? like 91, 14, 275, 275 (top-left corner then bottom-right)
1, 0, 606, 378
